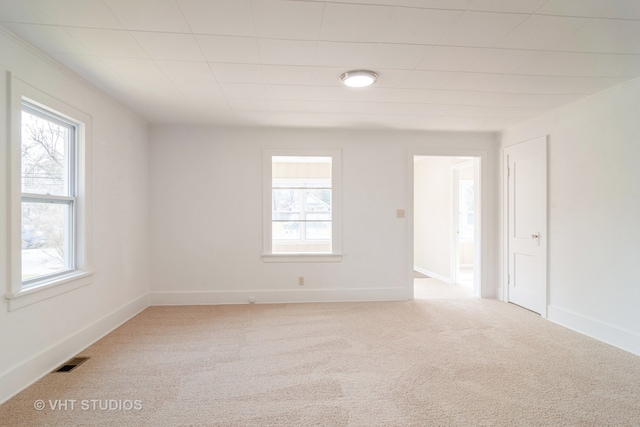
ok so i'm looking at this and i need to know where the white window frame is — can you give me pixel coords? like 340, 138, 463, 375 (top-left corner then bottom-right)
21, 102, 78, 285
5, 74, 92, 311
262, 148, 342, 263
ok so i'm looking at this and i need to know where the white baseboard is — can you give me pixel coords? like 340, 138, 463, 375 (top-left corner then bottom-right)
150, 287, 409, 306
413, 266, 452, 284
0, 294, 148, 404
547, 305, 640, 357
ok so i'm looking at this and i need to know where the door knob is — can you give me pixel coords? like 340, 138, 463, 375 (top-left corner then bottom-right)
532, 233, 540, 239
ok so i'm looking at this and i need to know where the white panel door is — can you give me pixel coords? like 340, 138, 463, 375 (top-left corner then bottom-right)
505, 137, 547, 315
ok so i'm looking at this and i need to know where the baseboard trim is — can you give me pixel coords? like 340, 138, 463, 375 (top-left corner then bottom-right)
413, 266, 452, 284
547, 305, 640, 356
150, 288, 409, 306
0, 294, 149, 404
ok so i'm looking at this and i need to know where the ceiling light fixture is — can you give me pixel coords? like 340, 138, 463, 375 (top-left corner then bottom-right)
340, 70, 378, 88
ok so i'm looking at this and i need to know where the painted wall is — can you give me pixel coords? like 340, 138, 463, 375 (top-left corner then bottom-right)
0, 29, 150, 402
149, 127, 499, 304
501, 77, 640, 355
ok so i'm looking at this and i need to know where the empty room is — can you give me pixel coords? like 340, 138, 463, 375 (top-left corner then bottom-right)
1, 1, 640, 425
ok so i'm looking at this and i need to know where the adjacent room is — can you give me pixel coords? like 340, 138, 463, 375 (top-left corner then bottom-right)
413, 155, 479, 297
1, 1, 640, 425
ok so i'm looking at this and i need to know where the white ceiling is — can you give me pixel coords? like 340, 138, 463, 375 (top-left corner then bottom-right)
2, 0, 640, 132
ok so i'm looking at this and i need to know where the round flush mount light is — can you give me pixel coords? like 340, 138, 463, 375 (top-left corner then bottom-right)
340, 69, 378, 88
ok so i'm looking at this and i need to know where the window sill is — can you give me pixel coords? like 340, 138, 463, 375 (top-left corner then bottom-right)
5, 271, 93, 311
262, 253, 343, 263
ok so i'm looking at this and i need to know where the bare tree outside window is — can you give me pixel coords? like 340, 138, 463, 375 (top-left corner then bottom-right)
21, 105, 75, 282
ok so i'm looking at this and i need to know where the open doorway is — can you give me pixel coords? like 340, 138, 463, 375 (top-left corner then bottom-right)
412, 155, 480, 299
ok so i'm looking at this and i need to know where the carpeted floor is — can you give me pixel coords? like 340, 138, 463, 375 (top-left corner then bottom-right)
2, 279, 640, 426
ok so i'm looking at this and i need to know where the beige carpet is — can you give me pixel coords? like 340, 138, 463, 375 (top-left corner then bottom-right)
2, 280, 640, 426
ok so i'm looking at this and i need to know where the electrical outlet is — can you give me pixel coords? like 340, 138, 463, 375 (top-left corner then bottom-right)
396, 209, 405, 218
249, 296, 255, 303
298, 276, 304, 286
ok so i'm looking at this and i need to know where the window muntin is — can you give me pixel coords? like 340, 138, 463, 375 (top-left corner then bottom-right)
20, 102, 78, 286
271, 156, 333, 254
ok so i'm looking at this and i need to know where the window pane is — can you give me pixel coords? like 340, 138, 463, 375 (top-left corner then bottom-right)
305, 189, 331, 215
460, 180, 474, 211
272, 221, 300, 241
273, 189, 302, 216
459, 180, 474, 241
21, 108, 73, 196
306, 221, 331, 240
306, 213, 332, 221
273, 212, 301, 222
22, 201, 72, 282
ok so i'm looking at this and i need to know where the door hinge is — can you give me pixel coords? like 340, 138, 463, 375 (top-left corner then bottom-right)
508, 273, 511, 284
507, 166, 511, 178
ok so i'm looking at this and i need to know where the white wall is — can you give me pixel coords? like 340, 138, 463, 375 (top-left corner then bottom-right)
149, 127, 499, 304
0, 28, 150, 402
501, 78, 640, 355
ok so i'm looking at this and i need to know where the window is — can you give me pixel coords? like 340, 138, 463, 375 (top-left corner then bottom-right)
458, 179, 474, 242
6, 75, 92, 311
272, 156, 332, 253
263, 149, 342, 262
21, 102, 78, 285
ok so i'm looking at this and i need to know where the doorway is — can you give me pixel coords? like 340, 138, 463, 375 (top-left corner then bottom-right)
412, 155, 481, 299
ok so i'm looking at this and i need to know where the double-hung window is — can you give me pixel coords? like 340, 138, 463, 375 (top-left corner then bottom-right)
263, 149, 342, 262
6, 76, 92, 311
21, 102, 78, 284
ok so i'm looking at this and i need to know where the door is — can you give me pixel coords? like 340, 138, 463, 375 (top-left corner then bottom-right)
505, 137, 547, 315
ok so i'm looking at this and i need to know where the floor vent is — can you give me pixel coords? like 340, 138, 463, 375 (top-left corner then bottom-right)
53, 357, 89, 373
